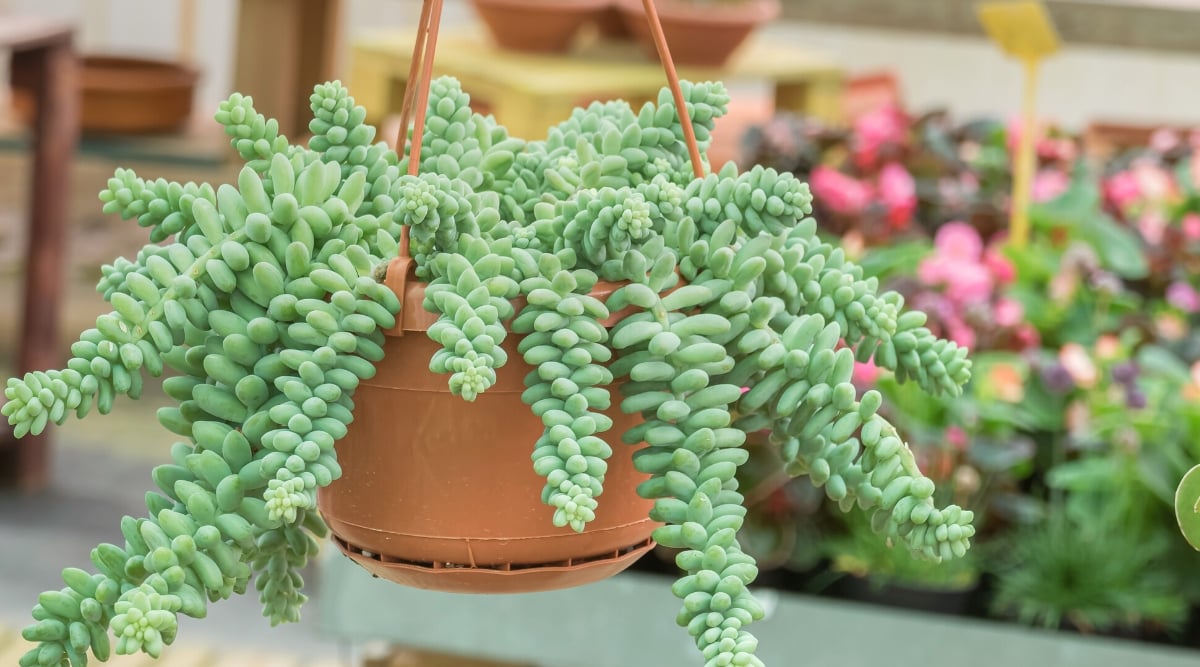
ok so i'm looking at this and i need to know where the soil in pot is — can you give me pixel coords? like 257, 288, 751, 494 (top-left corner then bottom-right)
472, 0, 611, 53
317, 258, 658, 594
615, 0, 781, 68
10, 55, 198, 135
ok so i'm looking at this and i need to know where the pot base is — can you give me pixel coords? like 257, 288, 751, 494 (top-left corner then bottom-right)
332, 533, 656, 594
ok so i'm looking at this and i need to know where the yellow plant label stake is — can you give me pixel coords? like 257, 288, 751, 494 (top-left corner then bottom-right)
977, 1, 1061, 248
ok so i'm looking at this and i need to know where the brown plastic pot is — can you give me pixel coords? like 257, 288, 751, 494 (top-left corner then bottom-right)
317, 257, 658, 594
594, 5, 633, 40
471, 0, 611, 53
10, 55, 198, 135
615, 0, 781, 67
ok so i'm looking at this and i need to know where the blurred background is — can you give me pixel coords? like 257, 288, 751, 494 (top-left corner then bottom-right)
5, 1, 1200, 666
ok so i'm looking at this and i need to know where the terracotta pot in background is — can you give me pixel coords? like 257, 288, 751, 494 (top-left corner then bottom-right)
615, 0, 781, 68
10, 55, 198, 135
594, 4, 633, 40
317, 258, 658, 594
471, 0, 611, 53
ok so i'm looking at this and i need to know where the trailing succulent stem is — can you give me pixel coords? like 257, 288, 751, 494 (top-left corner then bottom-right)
6, 84, 401, 667
4, 74, 973, 667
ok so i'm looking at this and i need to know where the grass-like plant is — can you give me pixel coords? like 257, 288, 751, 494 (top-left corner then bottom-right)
4, 76, 974, 667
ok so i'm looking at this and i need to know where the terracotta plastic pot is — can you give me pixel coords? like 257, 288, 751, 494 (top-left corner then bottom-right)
471, 0, 611, 53
317, 257, 658, 594
594, 5, 633, 40
615, 0, 781, 67
10, 55, 198, 135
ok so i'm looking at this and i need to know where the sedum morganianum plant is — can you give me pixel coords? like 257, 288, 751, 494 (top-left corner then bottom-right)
4, 75, 975, 667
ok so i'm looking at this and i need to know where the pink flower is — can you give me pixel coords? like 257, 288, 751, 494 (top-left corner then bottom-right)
944, 263, 995, 305
810, 166, 873, 217
917, 223, 999, 305
984, 245, 1016, 284
852, 105, 908, 170
1137, 163, 1176, 200
945, 315, 977, 349
853, 360, 882, 387
1059, 343, 1099, 389
1032, 169, 1069, 203
1167, 281, 1200, 313
933, 222, 983, 262
1014, 324, 1040, 350
1150, 128, 1181, 154
1007, 116, 1059, 161
1183, 213, 1200, 241
945, 425, 969, 451
878, 162, 916, 230
1006, 117, 1031, 158
1138, 210, 1168, 245
1038, 137, 1076, 163
993, 297, 1024, 327
1104, 170, 1142, 212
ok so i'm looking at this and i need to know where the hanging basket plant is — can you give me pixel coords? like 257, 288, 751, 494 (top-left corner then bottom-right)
3, 2, 976, 665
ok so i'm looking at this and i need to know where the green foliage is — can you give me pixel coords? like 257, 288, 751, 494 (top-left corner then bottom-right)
2, 75, 975, 667
7, 84, 399, 667
992, 516, 1187, 633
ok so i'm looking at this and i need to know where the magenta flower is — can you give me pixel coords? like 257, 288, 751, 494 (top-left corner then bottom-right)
852, 105, 907, 170
1104, 170, 1142, 212
878, 162, 916, 230
810, 166, 873, 217
852, 360, 882, 387
1038, 137, 1077, 163
945, 425, 969, 451
983, 244, 1016, 284
1167, 281, 1200, 313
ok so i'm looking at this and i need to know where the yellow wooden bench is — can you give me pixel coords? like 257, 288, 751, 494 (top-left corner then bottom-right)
348, 26, 845, 141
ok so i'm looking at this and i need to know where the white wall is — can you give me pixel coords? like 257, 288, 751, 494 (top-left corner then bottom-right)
772, 22, 1200, 129
6, 0, 238, 113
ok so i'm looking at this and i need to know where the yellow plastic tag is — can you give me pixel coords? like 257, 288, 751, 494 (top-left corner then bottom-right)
977, 1, 1061, 249
977, 1, 1060, 61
